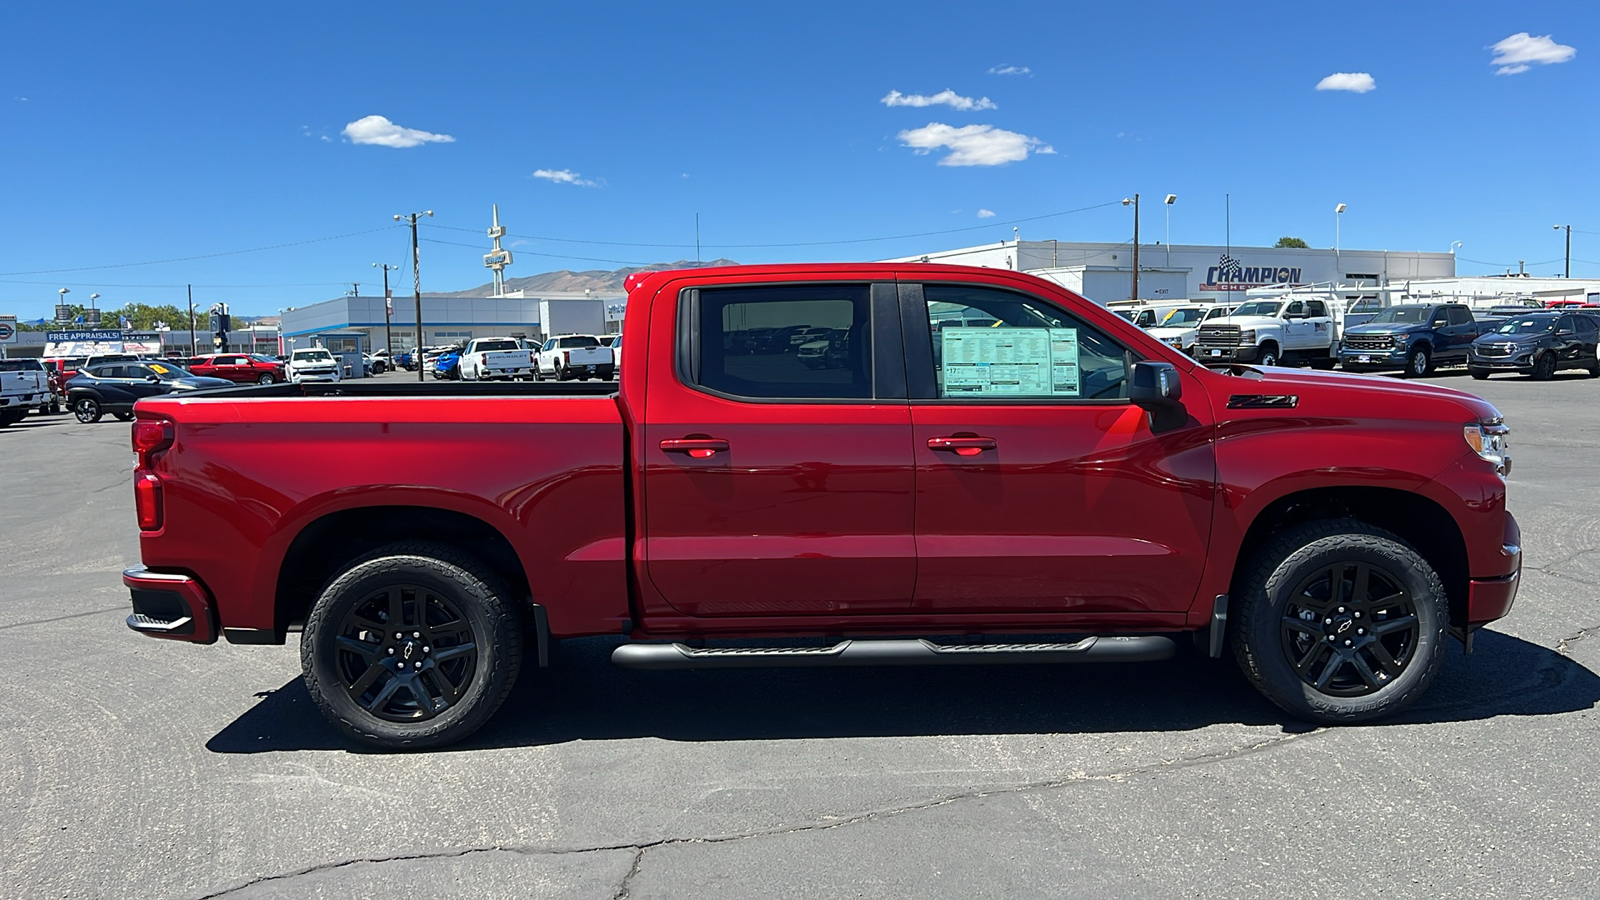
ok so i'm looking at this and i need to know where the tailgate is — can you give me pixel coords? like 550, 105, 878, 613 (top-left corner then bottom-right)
484, 350, 533, 368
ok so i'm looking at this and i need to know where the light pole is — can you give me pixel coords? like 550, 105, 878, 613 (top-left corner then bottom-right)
58, 287, 70, 325
373, 262, 400, 357
1122, 194, 1140, 300
1334, 203, 1347, 284
1554, 225, 1571, 278
394, 211, 433, 382
1163, 194, 1176, 267
89, 293, 101, 327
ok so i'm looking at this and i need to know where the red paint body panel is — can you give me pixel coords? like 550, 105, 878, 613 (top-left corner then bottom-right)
130, 262, 1521, 648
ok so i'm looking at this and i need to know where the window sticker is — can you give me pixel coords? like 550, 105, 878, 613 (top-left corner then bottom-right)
939, 327, 1080, 397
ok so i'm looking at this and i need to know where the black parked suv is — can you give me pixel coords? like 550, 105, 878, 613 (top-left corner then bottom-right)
1467, 312, 1600, 380
65, 361, 232, 423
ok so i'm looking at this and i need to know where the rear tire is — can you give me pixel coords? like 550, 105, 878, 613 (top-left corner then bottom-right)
257, 373, 276, 385
300, 542, 523, 751
1231, 519, 1447, 725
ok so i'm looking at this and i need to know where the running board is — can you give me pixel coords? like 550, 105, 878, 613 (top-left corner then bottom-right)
611, 636, 1176, 670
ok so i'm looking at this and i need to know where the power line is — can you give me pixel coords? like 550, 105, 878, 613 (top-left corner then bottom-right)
420, 200, 1125, 250
0, 226, 397, 277
419, 237, 653, 267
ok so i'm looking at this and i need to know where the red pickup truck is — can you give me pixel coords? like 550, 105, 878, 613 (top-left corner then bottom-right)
122, 264, 1520, 749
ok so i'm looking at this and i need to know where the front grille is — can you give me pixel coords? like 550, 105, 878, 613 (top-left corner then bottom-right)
1474, 343, 1515, 358
1344, 335, 1394, 352
1197, 325, 1242, 350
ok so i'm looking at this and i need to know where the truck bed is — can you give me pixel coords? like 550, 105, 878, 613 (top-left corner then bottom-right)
191, 380, 618, 400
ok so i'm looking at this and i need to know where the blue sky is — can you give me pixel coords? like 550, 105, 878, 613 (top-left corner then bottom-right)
2, 1, 1596, 318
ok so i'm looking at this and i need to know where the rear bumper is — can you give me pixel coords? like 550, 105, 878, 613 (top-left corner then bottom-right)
123, 567, 217, 643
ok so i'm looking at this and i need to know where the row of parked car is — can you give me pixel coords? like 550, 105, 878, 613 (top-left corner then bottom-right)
398, 334, 621, 382
1123, 300, 1600, 381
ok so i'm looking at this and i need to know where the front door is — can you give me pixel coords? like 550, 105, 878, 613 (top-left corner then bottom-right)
642, 281, 915, 617
904, 282, 1216, 615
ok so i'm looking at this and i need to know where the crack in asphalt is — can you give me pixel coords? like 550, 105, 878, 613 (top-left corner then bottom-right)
0, 605, 127, 631
192, 727, 1326, 898
1556, 623, 1600, 657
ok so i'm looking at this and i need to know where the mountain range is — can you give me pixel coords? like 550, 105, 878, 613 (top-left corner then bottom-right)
434, 259, 740, 297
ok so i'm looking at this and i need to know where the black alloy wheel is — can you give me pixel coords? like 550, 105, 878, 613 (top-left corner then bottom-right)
73, 397, 102, 423
1278, 562, 1420, 697
1469, 368, 1490, 380
1531, 352, 1557, 381
1232, 519, 1447, 724
301, 543, 522, 750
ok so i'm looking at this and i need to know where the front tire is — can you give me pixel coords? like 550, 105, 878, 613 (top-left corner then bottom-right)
73, 397, 102, 423
1469, 368, 1490, 380
257, 373, 276, 385
1231, 519, 1448, 724
1402, 346, 1431, 378
300, 543, 523, 750
1256, 344, 1279, 367
1531, 352, 1557, 381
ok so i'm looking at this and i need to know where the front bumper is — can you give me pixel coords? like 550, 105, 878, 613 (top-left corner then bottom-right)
1339, 347, 1408, 369
1197, 345, 1260, 364
124, 567, 216, 643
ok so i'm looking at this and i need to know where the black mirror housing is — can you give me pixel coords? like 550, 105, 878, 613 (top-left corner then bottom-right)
1130, 361, 1183, 405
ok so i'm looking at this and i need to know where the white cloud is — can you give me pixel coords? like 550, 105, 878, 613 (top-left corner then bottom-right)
977, 209, 996, 218
1315, 72, 1376, 93
896, 122, 1054, 166
532, 168, 602, 187
988, 65, 1031, 76
341, 115, 455, 148
881, 89, 996, 111
1489, 32, 1576, 75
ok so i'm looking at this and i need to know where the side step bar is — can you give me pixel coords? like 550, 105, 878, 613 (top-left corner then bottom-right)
611, 635, 1176, 670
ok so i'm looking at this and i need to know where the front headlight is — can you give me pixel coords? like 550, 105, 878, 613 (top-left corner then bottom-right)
1463, 420, 1511, 475
1238, 329, 1257, 344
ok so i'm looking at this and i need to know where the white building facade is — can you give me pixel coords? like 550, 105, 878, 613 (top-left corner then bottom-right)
888, 240, 1458, 304
278, 290, 625, 353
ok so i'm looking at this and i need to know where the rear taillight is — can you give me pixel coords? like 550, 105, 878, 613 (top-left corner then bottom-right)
563, 351, 572, 365
134, 472, 164, 531
132, 418, 175, 461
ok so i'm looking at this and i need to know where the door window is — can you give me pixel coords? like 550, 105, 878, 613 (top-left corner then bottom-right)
1285, 301, 1305, 318
1448, 306, 1473, 326
690, 285, 873, 400
1305, 300, 1328, 317
922, 285, 1131, 401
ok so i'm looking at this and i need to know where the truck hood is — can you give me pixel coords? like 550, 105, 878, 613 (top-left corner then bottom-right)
1207, 364, 1503, 424
1203, 315, 1280, 329
1146, 325, 1197, 338
1344, 322, 1428, 336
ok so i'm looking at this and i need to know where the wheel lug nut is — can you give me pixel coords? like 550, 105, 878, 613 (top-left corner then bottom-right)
414, 661, 423, 669
1337, 607, 1346, 614
1357, 628, 1366, 636
1326, 635, 1336, 642
422, 646, 430, 653
413, 631, 421, 639
395, 632, 403, 640
1353, 611, 1362, 618
387, 648, 395, 655
1344, 639, 1353, 647
1324, 618, 1333, 625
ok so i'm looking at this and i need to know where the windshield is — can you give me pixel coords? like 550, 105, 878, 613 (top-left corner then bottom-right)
1230, 301, 1284, 317
293, 350, 333, 362
0, 359, 44, 371
1157, 308, 1205, 326
1364, 306, 1434, 325
474, 340, 518, 352
1495, 317, 1557, 335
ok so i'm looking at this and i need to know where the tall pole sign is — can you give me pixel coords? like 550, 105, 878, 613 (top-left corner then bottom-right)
484, 204, 513, 296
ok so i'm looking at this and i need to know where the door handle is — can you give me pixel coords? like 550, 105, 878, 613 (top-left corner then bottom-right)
927, 435, 997, 457
660, 437, 729, 459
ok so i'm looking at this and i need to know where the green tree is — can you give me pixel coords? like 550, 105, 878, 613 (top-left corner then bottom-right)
1274, 236, 1310, 249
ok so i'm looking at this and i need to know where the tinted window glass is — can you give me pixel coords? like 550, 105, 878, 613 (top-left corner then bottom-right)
474, 340, 518, 352
695, 284, 872, 399
558, 336, 600, 349
1448, 307, 1472, 326
923, 285, 1130, 401
0, 359, 44, 372
1577, 316, 1599, 335
1306, 301, 1328, 317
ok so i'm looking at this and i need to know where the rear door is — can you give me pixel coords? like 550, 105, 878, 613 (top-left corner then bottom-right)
902, 281, 1216, 615
642, 280, 915, 616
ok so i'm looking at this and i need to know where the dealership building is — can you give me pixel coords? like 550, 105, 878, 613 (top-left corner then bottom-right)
277, 289, 626, 354
888, 240, 1459, 304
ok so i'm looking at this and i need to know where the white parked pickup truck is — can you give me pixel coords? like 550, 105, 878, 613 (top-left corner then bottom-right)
533, 334, 615, 381
458, 336, 535, 381
285, 348, 342, 384
1194, 297, 1340, 368
0, 358, 50, 426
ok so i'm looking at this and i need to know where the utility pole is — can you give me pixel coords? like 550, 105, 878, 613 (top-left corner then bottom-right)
394, 211, 433, 382
1554, 224, 1571, 278
1123, 194, 1140, 300
374, 262, 399, 355
187, 284, 196, 355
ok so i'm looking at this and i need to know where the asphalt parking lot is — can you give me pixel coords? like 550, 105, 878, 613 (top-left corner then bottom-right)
3, 368, 1599, 899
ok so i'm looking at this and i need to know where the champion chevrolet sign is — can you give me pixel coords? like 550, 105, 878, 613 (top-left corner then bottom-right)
1200, 254, 1304, 292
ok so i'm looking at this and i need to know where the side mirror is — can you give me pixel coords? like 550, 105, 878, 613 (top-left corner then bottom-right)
146, 375, 162, 383
1130, 361, 1183, 405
